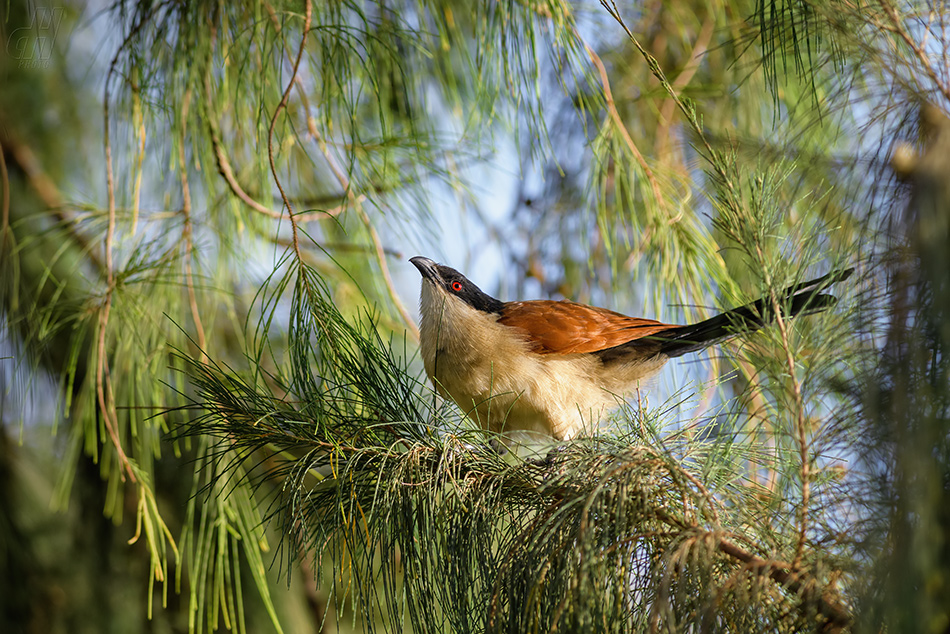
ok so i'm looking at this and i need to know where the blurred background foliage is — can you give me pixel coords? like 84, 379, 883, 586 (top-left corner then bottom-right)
1, 0, 949, 631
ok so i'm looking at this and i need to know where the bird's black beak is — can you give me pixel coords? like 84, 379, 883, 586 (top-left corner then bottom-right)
410, 256, 441, 283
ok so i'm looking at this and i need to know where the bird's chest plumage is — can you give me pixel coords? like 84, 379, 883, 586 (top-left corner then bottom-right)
417, 284, 620, 438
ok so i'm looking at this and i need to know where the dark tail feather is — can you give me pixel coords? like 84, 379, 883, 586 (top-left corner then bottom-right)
658, 268, 853, 358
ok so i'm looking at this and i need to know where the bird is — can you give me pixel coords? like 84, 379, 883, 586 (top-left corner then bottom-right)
410, 256, 851, 440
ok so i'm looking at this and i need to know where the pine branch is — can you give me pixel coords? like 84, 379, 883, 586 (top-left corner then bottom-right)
175, 262, 853, 632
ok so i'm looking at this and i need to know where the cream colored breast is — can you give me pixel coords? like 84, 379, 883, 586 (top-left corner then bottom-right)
418, 283, 536, 427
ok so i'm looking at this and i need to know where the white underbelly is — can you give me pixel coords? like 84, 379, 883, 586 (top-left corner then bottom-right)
429, 349, 663, 439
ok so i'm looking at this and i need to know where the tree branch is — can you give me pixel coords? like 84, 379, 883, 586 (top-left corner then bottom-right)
716, 536, 851, 632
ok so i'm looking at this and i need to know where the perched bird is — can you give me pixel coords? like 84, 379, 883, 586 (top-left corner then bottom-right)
410, 256, 851, 440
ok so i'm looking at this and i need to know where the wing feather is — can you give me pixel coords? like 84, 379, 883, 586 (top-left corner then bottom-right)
497, 300, 680, 354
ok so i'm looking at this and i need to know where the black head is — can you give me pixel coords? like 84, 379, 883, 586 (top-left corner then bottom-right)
410, 256, 505, 314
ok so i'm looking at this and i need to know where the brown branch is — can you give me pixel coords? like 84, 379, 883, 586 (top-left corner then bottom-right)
0, 129, 68, 212
262, 2, 356, 223
716, 535, 851, 632
203, 12, 343, 224
641, 502, 852, 631
94, 92, 132, 480
0, 131, 104, 271
95, 301, 135, 484
101, 99, 126, 473
879, 0, 950, 105
209, 401, 854, 631
584, 42, 667, 211
655, 14, 715, 161
560, 453, 850, 629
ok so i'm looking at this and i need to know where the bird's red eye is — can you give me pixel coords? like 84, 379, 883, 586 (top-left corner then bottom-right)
451, 281, 463, 292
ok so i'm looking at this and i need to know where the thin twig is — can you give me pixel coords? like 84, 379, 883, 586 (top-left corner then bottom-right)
203, 58, 285, 221
131, 69, 146, 237
765, 273, 811, 570
266, 0, 313, 261
178, 88, 208, 363
204, 72, 353, 222
263, 2, 356, 223
100, 125, 132, 484
95, 300, 136, 485
97, 5, 162, 485
203, 12, 344, 224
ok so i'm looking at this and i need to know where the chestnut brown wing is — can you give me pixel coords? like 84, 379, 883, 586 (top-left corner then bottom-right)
497, 300, 681, 355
